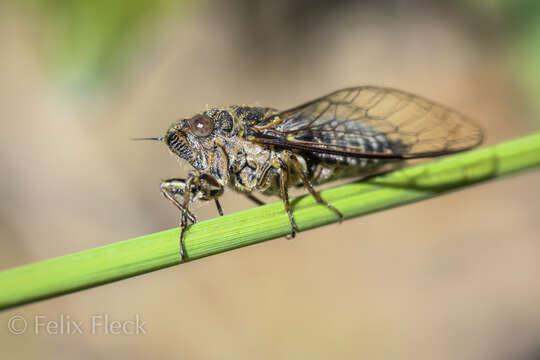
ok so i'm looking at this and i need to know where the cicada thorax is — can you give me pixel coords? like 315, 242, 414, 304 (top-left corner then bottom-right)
203, 106, 280, 194
219, 106, 401, 195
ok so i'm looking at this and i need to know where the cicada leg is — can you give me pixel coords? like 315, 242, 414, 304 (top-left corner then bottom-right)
160, 178, 198, 261
277, 159, 298, 238
214, 198, 224, 216
289, 153, 344, 222
178, 211, 189, 260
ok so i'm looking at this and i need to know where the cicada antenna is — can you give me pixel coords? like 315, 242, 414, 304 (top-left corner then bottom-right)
130, 137, 164, 142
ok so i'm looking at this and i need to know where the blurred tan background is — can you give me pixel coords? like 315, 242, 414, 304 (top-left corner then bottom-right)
1, 0, 539, 359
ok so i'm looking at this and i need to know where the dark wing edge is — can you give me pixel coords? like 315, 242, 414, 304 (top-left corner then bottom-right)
248, 86, 484, 159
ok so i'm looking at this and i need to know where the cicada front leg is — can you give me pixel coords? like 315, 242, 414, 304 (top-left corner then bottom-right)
161, 173, 225, 261
197, 173, 225, 217
160, 177, 198, 261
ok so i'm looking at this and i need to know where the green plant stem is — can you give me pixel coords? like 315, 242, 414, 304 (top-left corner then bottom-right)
1, 132, 540, 310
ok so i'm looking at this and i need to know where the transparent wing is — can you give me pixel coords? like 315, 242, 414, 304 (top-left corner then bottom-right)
249, 86, 483, 159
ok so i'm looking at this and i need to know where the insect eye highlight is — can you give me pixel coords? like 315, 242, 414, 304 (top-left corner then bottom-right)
188, 114, 214, 137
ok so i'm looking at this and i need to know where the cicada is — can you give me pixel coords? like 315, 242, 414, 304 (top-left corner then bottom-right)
136, 86, 483, 260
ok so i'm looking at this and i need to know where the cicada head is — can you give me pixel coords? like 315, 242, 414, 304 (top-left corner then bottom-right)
164, 112, 218, 170
164, 109, 238, 171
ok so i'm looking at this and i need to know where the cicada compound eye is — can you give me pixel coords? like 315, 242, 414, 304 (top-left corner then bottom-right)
188, 114, 214, 137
